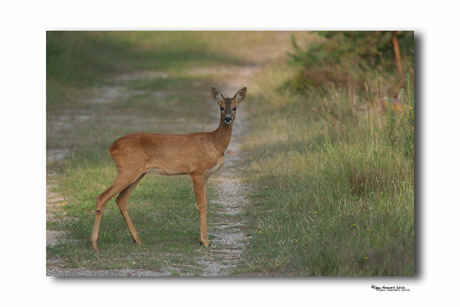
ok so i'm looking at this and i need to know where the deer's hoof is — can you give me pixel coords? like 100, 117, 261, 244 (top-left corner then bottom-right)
200, 241, 211, 247
90, 241, 98, 250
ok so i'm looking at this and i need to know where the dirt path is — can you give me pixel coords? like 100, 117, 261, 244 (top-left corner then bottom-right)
46, 32, 298, 276
191, 79, 254, 276
46, 67, 257, 277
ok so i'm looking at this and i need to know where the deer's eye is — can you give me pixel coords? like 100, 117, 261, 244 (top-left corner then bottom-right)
220, 107, 224, 111
233, 107, 237, 111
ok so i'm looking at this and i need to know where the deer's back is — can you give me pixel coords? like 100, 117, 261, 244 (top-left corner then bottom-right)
109, 132, 222, 176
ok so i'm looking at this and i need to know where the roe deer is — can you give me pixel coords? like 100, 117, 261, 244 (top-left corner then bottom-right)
90, 86, 247, 249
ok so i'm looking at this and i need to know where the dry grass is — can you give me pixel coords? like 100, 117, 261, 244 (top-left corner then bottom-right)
238, 53, 414, 276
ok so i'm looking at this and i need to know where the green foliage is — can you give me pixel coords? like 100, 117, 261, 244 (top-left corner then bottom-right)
286, 31, 414, 93
288, 31, 414, 69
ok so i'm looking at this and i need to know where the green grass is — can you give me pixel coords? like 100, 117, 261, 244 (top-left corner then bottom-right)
237, 61, 414, 276
46, 31, 246, 84
46, 31, 246, 112
46, 31, 256, 275
48, 171, 214, 273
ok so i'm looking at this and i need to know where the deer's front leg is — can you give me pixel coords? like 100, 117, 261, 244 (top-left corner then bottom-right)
191, 174, 210, 247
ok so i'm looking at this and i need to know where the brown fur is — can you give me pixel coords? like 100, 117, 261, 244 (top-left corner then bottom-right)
90, 86, 247, 249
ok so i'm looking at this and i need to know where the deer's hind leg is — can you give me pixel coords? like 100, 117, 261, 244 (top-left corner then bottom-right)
116, 173, 146, 245
90, 170, 144, 250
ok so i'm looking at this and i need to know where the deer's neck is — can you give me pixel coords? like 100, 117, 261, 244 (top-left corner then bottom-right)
212, 118, 234, 153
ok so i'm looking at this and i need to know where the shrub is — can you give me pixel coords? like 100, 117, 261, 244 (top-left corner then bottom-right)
286, 31, 414, 94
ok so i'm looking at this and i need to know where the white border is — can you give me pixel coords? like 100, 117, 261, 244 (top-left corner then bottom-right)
2, 1, 458, 306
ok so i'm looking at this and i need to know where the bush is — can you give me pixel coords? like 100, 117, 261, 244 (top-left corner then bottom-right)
286, 31, 414, 94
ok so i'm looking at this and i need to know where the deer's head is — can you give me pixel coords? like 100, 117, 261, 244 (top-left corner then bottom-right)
211, 86, 247, 125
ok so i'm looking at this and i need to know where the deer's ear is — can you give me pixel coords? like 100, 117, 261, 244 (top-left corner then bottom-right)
234, 87, 247, 103
211, 86, 224, 102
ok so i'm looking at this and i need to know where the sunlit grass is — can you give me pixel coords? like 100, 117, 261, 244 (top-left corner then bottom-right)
239, 61, 414, 276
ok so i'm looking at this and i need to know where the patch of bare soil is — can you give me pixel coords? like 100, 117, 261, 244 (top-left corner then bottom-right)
46, 267, 172, 277
46, 176, 67, 247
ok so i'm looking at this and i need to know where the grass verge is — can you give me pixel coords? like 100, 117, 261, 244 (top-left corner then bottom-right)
238, 60, 414, 276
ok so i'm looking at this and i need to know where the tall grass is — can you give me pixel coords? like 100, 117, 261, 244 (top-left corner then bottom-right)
385, 73, 415, 162
240, 58, 414, 275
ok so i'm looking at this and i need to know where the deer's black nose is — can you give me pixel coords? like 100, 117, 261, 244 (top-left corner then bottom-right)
224, 116, 232, 124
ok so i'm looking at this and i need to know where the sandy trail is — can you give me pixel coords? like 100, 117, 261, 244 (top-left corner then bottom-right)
194, 79, 254, 276
46, 32, 296, 276
46, 67, 257, 277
